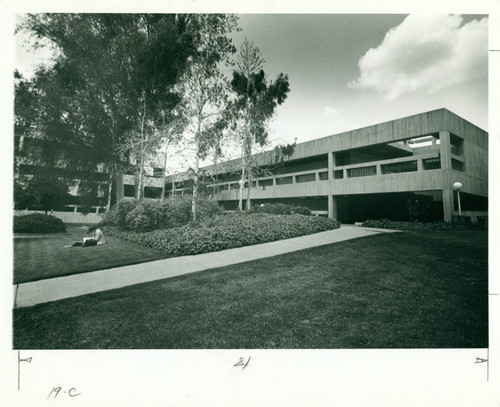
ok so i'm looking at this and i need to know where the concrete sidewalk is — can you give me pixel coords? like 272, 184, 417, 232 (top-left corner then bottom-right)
14, 225, 399, 308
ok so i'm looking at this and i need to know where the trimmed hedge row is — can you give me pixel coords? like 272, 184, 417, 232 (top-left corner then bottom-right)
105, 213, 341, 256
362, 219, 484, 231
14, 214, 66, 233
102, 197, 223, 232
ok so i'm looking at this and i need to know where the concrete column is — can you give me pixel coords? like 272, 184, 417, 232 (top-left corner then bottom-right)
343, 169, 348, 179
376, 164, 381, 175
315, 172, 320, 182
115, 174, 124, 201
442, 189, 454, 222
292, 175, 296, 184
328, 195, 338, 219
417, 159, 423, 172
272, 177, 276, 186
439, 131, 452, 170
328, 152, 335, 180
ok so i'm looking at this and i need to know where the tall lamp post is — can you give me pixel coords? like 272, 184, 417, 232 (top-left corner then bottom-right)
453, 181, 463, 216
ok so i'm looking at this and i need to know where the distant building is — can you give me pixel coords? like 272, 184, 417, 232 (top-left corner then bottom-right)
15, 130, 168, 219
156, 108, 487, 224
14, 132, 109, 219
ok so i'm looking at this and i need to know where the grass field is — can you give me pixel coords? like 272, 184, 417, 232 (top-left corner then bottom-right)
13, 231, 488, 349
13, 226, 171, 284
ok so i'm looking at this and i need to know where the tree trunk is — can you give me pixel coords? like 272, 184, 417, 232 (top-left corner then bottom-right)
161, 149, 167, 201
192, 152, 199, 221
245, 167, 252, 210
105, 167, 114, 213
136, 163, 143, 200
192, 117, 202, 221
136, 93, 147, 200
238, 156, 246, 211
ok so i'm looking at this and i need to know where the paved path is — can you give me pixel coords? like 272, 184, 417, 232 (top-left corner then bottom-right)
14, 225, 399, 309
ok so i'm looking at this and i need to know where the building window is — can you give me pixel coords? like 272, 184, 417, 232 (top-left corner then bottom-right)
450, 134, 464, 156
333, 170, 343, 179
423, 157, 441, 170
153, 167, 164, 177
276, 176, 293, 185
124, 184, 135, 197
381, 161, 417, 175
348, 166, 376, 178
144, 186, 163, 199
319, 172, 329, 181
259, 179, 274, 187
451, 159, 464, 172
296, 173, 316, 183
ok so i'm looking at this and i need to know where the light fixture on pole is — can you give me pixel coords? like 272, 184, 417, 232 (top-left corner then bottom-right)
453, 181, 463, 216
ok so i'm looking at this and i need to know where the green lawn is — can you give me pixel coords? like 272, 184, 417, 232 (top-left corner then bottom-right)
13, 231, 488, 349
14, 226, 171, 284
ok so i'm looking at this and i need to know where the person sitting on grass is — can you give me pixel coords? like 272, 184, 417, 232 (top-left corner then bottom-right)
65, 226, 106, 247
90, 226, 106, 245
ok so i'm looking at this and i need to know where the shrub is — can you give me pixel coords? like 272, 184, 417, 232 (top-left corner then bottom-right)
14, 214, 66, 233
125, 200, 164, 232
250, 203, 311, 216
160, 196, 192, 227
104, 199, 138, 228
291, 205, 312, 216
103, 196, 223, 231
195, 198, 224, 221
105, 213, 341, 256
361, 219, 483, 231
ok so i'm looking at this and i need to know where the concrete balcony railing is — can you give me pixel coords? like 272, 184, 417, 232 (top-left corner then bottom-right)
177, 152, 444, 200
206, 152, 443, 194
333, 152, 441, 179
206, 167, 330, 191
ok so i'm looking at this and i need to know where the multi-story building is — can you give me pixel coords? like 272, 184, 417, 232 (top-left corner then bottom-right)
159, 108, 488, 224
14, 133, 110, 222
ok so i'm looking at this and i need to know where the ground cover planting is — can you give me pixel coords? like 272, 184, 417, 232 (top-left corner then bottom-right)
105, 213, 341, 256
362, 219, 486, 231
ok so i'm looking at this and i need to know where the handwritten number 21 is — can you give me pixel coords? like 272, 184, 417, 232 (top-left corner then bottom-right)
234, 356, 251, 369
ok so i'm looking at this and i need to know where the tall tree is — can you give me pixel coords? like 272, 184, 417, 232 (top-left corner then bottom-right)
155, 109, 189, 200
175, 14, 238, 220
16, 14, 195, 210
229, 39, 290, 210
24, 175, 71, 214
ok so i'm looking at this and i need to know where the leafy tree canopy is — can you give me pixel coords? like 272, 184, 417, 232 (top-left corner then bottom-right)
23, 175, 71, 214
15, 14, 206, 209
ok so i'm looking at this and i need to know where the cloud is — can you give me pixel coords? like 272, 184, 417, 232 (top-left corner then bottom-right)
322, 106, 339, 116
349, 15, 488, 100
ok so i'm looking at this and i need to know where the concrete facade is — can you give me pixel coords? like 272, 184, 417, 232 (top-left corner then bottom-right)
156, 109, 489, 223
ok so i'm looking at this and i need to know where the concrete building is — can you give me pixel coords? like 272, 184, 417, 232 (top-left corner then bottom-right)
127, 108, 488, 224
14, 132, 110, 223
